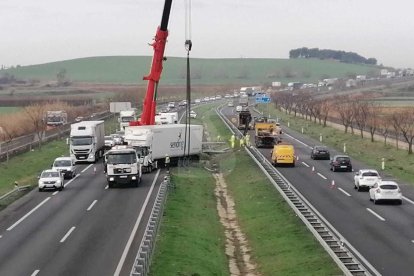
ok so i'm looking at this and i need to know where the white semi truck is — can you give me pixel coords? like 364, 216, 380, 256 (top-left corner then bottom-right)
69, 121, 105, 163
104, 146, 142, 188
124, 124, 203, 172
119, 109, 137, 130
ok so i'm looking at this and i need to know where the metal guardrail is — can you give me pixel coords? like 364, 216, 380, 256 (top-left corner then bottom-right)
130, 173, 171, 276
215, 106, 380, 276
0, 111, 113, 162
0, 185, 31, 203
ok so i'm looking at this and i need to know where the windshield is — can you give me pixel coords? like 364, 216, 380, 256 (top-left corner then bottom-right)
47, 116, 63, 122
133, 146, 149, 158
336, 156, 350, 162
380, 184, 398, 190
105, 136, 113, 140
121, 116, 134, 122
41, 171, 60, 178
106, 153, 137, 164
362, 172, 379, 177
54, 160, 72, 167
71, 137, 93, 146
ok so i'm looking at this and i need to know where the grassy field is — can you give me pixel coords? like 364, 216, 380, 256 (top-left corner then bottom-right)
151, 104, 342, 275
0, 107, 21, 114
256, 105, 414, 186
3, 56, 378, 85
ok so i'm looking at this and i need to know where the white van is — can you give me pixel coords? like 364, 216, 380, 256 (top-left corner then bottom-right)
52, 157, 77, 179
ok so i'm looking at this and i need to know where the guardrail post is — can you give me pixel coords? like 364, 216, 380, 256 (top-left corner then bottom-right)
381, 157, 385, 170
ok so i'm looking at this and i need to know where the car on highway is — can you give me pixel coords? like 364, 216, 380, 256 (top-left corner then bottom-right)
167, 102, 175, 108
236, 105, 243, 112
354, 169, 381, 191
330, 155, 352, 172
105, 135, 115, 149
189, 110, 197, 118
228, 101, 234, 107
194, 98, 201, 104
111, 133, 123, 145
369, 180, 402, 205
75, 116, 84, 122
38, 169, 64, 192
310, 145, 330, 160
52, 156, 77, 179
179, 100, 188, 106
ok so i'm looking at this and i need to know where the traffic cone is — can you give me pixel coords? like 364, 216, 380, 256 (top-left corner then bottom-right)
93, 166, 96, 174
330, 180, 335, 189
296, 156, 299, 161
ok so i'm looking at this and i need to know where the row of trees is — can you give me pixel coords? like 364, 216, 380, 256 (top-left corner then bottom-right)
271, 92, 414, 154
289, 47, 377, 65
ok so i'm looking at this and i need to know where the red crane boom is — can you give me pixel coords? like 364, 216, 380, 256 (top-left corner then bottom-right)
130, 0, 172, 126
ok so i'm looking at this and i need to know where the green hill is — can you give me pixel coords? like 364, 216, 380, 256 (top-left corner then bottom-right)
2, 56, 379, 85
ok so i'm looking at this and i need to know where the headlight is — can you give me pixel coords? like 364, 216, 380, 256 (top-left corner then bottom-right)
109, 177, 114, 181
38, 181, 44, 185
132, 176, 136, 180
89, 154, 94, 158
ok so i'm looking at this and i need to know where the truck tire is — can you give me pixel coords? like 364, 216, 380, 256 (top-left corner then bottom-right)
108, 183, 114, 189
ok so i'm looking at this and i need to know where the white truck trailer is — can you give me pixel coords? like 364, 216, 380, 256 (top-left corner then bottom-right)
104, 146, 142, 188
69, 121, 105, 163
155, 112, 178, 125
119, 109, 137, 130
124, 124, 203, 172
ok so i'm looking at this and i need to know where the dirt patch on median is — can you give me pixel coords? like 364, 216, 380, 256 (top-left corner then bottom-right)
213, 173, 259, 276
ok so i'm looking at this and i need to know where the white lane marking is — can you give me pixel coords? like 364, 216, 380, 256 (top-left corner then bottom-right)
7, 197, 51, 231
301, 162, 310, 167
114, 169, 161, 276
52, 191, 59, 196
105, 185, 108, 190
317, 173, 327, 180
366, 208, 385, 221
81, 164, 93, 173
284, 133, 312, 149
64, 173, 80, 188
338, 188, 351, 197
87, 200, 98, 211
412, 240, 414, 244
403, 196, 414, 205
0, 235, 2, 239
60, 226, 76, 243
31, 270, 40, 276
178, 111, 186, 123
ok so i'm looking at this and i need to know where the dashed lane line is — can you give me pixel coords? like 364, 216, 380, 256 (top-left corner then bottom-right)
338, 188, 351, 197
87, 200, 98, 211
317, 173, 327, 180
60, 226, 76, 243
403, 196, 414, 205
31, 270, 40, 276
301, 162, 310, 167
366, 208, 386, 221
7, 197, 51, 231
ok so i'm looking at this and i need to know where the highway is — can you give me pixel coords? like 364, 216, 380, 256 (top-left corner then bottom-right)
223, 103, 414, 276
0, 162, 166, 276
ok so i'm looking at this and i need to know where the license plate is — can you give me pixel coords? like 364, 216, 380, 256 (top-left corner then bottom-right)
120, 175, 127, 178
340, 166, 347, 168
79, 156, 85, 159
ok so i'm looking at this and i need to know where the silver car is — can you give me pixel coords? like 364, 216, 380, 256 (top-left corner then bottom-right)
38, 169, 64, 191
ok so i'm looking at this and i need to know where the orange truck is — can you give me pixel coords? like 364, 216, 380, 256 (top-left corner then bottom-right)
254, 122, 281, 148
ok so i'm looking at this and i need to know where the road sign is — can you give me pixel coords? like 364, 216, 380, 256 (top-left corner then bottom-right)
255, 95, 271, 103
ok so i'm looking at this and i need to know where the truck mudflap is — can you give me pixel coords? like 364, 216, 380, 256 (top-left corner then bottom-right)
107, 174, 141, 188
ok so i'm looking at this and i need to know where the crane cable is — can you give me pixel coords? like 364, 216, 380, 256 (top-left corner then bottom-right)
183, 0, 192, 162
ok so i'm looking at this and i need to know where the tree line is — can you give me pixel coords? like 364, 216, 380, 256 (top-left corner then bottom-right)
271, 92, 414, 154
289, 47, 377, 65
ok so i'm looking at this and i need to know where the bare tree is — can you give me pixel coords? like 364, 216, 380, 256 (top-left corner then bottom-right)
353, 98, 369, 138
379, 114, 391, 145
0, 115, 22, 162
391, 112, 404, 150
336, 96, 354, 134
366, 102, 381, 142
24, 104, 47, 149
320, 99, 331, 127
393, 108, 414, 154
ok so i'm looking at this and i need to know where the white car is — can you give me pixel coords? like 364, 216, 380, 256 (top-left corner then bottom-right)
38, 169, 64, 191
369, 180, 402, 205
105, 136, 115, 149
228, 101, 234, 107
52, 157, 76, 179
168, 102, 175, 108
236, 105, 243, 112
354, 169, 381, 191
189, 110, 197, 118
195, 98, 201, 104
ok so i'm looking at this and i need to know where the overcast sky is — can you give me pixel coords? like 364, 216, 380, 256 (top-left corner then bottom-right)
1, 0, 413, 68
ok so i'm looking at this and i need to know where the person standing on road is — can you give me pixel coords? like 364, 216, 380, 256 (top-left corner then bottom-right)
239, 136, 245, 147
245, 133, 251, 147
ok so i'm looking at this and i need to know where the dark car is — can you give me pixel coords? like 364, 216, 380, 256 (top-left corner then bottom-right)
330, 155, 352, 172
310, 146, 330, 160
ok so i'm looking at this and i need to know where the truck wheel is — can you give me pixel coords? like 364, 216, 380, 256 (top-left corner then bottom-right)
108, 183, 113, 189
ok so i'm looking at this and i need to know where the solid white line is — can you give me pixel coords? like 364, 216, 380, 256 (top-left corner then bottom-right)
64, 173, 79, 187
105, 185, 108, 190
301, 162, 310, 167
114, 169, 161, 276
7, 197, 51, 231
87, 200, 98, 211
411, 240, 414, 244
81, 164, 93, 173
31, 270, 40, 276
338, 188, 351, 197
284, 133, 312, 148
0, 235, 2, 239
317, 173, 327, 180
60, 226, 76, 243
403, 196, 414, 205
52, 191, 59, 196
366, 208, 385, 221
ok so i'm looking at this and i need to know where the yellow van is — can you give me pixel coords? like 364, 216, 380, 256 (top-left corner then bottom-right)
271, 144, 295, 167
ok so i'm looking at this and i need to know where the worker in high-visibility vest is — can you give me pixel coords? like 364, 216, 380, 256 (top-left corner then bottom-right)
245, 133, 251, 147
239, 136, 245, 147
230, 134, 235, 149
217, 135, 221, 141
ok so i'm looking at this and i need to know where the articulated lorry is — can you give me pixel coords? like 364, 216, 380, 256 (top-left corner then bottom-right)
104, 146, 142, 188
46, 110, 67, 127
124, 124, 203, 172
119, 109, 137, 131
237, 110, 252, 135
69, 121, 105, 163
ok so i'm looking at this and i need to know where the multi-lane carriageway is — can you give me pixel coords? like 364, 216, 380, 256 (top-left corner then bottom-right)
1, 102, 414, 275
0, 162, 167, 276
221, 104, 414, 276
